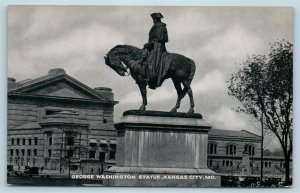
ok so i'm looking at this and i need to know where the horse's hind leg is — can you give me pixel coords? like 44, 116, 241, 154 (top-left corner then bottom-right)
183, 81, 194, 114
171, 79, 183, 113
138, 82, 147, 111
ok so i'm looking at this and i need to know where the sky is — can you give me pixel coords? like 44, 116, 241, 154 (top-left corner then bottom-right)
7, 6, 293, 149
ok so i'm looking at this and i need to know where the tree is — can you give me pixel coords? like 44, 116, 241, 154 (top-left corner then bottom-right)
228, 40, 293, 184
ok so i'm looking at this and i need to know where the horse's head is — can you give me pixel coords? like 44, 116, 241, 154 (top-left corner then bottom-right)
104, 46, 128, 76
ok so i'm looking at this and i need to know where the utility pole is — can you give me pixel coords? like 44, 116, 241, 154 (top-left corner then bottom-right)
260, 112, 264, 183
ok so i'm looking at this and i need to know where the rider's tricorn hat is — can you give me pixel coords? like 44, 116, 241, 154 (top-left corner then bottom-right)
151, 12, 163, 19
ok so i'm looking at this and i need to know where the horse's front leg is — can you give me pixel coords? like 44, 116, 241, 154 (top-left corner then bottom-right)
138, 82, 147, 111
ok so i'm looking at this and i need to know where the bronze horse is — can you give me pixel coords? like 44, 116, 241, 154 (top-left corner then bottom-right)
104, 45, 196, 113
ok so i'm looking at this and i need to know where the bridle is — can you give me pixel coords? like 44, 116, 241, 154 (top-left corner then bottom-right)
124, 66, 131, 77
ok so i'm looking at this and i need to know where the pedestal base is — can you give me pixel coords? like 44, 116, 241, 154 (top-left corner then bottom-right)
104, 110, 221, 187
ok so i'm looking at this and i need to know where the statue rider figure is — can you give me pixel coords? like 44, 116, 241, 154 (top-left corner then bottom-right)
143, 12, 168, 89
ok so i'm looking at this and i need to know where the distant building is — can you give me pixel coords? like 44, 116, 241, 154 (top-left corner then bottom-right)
7, 68, 118, 174
207, 129, 292, 179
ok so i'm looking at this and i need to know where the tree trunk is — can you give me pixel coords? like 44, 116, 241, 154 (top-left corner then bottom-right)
285, 155, 291, 185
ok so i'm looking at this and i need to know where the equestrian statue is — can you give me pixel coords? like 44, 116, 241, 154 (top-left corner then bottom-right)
104, 13, 196, 113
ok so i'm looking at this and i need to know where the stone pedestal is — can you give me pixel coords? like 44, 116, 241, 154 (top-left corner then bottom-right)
104, 110, 221, 187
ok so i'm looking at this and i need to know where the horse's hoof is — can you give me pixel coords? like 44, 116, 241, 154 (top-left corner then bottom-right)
138, 106, 146, 111
188, 109, 194, 114
170, 108, 177, 113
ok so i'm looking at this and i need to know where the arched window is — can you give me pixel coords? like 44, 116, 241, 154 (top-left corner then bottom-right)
226, 144, 237, 155
208, 143, 217, 154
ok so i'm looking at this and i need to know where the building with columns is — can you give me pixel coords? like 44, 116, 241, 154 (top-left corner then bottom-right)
7, 68, 117, 174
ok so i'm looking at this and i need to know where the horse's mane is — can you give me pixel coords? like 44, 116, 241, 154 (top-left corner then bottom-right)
107, 44, 142, 59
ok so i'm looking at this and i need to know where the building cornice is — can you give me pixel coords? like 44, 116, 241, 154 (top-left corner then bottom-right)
8, 93, 118, 106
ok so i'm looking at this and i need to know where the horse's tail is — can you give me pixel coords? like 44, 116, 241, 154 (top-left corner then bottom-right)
187, 58, 196, 84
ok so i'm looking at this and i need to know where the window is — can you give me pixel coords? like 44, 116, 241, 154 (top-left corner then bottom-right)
208, 143, 217, 154
99, 152, 106, 162
34, 137, 38, 145
250, 146, 255, 156
48, 149, 52, 157
209, 160, 212, 167
22, 138, 26, 145
49, 137, 52, 146
245, 144, 255, 156
46, 109, 78, 116
27, 149, 31, 156
265, 162, 268, 167
89, 150, 96, 159
11, 138, 14, 146
269, 162, 271, 167
21, 149, 25, 156
67, 150, 74, 158
66, 136, 75, 146
222, 160, 225, 166
109, 151, 116, 160
226, 160, 229, 166
28, 138, 31, 145
34, 149, 37, 157
89, 139, 97, 147
17, 138, 20, 145
16, 149, 19, 156
226, 144, 237, 155
100, 143, 107, 151
110, 144, 116, 151
10, 149, 13, 156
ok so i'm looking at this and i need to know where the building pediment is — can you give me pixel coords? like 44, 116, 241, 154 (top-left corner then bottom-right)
24, 80, 94, 99
8, 68, 112, 101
